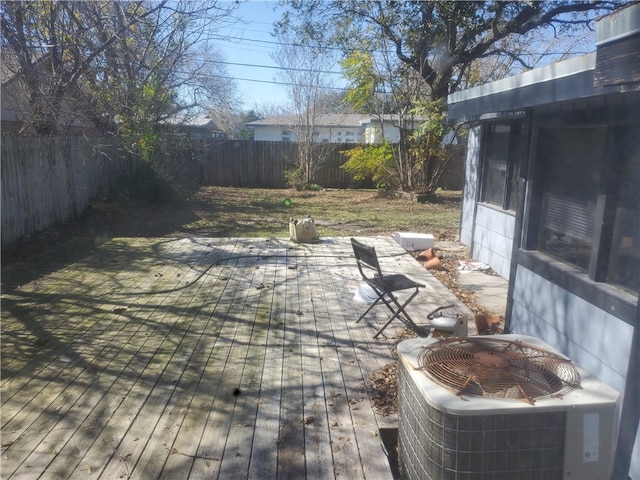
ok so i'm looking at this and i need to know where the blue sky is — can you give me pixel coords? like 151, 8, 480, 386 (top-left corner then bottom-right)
211, 1, 596, 112
213, 1, 294, 109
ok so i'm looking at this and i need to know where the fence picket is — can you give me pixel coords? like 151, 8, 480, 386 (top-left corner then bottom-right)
1, 135, 131, 247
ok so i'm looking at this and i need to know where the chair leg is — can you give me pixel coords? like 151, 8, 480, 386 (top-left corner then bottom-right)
355, 297, 383, 323
373, 288, 422, 339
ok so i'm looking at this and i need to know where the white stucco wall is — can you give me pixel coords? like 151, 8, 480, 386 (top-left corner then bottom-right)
253, 126, 290, 142
364, 124, 401, 144
252, 125, 364, 143
252, 122, 404, 144
329, 127, 363, 143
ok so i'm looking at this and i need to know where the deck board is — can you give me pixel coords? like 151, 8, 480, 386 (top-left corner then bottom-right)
1, 236, 474, 479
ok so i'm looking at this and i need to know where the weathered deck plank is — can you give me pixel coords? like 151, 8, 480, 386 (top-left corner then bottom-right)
1, 236, 474, 480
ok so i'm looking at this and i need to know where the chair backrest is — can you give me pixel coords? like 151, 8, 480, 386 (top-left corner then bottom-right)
351, 238, 384, 286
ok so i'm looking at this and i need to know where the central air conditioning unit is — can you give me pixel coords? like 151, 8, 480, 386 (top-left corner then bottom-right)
397, 335, 620, 480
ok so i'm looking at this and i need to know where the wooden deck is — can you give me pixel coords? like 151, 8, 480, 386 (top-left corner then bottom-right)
1, 236, 472, 479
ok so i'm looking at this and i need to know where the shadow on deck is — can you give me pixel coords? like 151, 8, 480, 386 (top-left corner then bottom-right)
1, 236, 472, 479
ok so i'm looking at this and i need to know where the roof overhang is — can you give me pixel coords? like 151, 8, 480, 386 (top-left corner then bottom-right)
447, 3, 640, 125
447, 54, 597, 124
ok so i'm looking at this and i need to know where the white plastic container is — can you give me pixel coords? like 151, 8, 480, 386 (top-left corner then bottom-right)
353, 283, 378, 304
394, 232, 435, 251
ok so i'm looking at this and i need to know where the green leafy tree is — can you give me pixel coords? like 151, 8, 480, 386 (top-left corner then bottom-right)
339, 51, 382, 114
409, 98, 464, 193
1, 0, 237, 163
278, 0, 633, 192
340, 48, 429, 191
341, 141, 397, 190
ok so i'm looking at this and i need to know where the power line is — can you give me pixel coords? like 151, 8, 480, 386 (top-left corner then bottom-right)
211, 33, 348, 53
201, 59, 343, 76
206, 73, 349, 91
211, 33, 593, 57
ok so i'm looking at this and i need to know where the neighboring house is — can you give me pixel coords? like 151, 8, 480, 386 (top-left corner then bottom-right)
447, 4, 639, 479
161, 113, 226, 139
0, 51, 98, 134
246, 113, 423, 144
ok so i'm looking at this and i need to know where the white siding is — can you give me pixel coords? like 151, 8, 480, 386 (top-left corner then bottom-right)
253, 126, 291, 142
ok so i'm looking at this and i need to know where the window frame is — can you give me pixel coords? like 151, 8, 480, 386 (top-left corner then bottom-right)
479, 120, 524, 211
519, 101, 639, 315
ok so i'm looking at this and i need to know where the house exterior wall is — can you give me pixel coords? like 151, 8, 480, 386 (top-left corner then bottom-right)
253, 125, 292, 142
460, 124, 517, 279
364, 124, 401, 143
510, 265, 639, 478
472, 205, 515, 279
328, 126, 363, 144
511, 266, 632, 394
448, 6, 640, 477
460, 126, 480, 247
252, 125, 364, 143
1, 54, 98, 134
249, 115, 415, 144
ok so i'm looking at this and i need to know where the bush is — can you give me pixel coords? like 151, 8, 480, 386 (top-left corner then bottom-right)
340, 141, 398, 190
115, 165, 183, 207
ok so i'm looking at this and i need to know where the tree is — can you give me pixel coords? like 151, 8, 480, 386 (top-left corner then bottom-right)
211, 108, 262, 140
271, 30, 339, 186
1, 1, 237, 161
278, 0, 633, 191
340, 48, 427, 190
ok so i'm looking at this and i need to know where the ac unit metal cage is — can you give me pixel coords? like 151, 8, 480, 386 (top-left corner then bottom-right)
397, 335, 620, 480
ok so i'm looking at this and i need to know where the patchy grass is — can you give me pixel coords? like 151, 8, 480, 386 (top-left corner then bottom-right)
184, 187, 462, 239
2, 186, 462, 267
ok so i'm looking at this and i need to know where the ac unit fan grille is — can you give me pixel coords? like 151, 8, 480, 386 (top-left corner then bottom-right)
417, 337, 581, 404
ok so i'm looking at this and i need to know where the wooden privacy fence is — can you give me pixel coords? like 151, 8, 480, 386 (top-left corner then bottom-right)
1, 135, 135, 247
164, 139, 374, 189
2, 135, 463, 247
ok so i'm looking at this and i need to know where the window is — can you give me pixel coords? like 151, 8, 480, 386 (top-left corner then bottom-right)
536, 126, 606, 272
606, 125, 639, 292
533, 116, 639, 294
480, 121, 523, 210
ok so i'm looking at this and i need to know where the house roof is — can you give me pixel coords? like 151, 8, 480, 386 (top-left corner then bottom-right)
447, 54, 598, 123
1, 50, 21, 85
447, 3, 640, 124
163, 113, 220, 128
247, 113, 426, 128
247, 114, 370, 128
